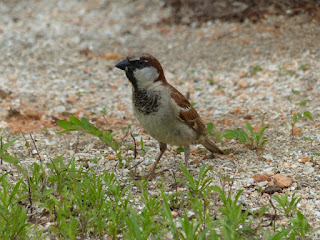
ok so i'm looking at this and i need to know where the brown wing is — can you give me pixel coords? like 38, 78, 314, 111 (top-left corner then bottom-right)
170, 85, 207, 135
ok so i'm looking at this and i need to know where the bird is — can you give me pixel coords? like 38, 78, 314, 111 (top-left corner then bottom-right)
115, 52, 224, 178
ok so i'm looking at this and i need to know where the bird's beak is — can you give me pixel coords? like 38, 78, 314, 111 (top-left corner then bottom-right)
115, 58, 130, 70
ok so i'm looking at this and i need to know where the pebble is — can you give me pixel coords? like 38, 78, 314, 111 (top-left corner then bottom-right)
246, 178, 255, 186
171, 211, 178, 218
53, 105, 66, 112
305, 162, 312, 167
300, 155, 311, 163
266, 172, 274, 177
237, 80, 249, 88
304, 167, 314, 174
1, 1, 320, 237
251, 174, 271, 182
274, 174, 293, 188
187, 211, 195, 218
257, 181, 268, 187
263, 167, 274, 173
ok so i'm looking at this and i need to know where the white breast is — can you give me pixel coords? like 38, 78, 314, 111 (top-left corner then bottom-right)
133, 85, 197, 146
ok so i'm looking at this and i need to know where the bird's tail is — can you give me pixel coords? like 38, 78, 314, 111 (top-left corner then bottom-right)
202, 138, 224, 154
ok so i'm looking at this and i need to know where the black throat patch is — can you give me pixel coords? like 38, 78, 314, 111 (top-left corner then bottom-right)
133, 88, 160, 115
125, 69, 138, 88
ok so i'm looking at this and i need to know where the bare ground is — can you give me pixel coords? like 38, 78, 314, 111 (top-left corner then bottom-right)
0, 0, 320, 238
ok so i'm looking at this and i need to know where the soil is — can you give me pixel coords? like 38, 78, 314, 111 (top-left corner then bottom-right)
0, 0, 319, 238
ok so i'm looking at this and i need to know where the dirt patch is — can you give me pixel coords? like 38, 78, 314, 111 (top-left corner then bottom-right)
164, 0, 320, 23
0, 0, 319, 238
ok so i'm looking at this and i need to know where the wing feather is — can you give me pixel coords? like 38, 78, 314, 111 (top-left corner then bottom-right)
170, 85, 207, 135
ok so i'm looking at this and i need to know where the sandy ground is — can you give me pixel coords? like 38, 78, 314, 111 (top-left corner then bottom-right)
0, 0, 320, 238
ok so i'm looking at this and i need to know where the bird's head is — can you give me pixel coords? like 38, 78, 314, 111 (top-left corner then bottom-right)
115, 52, 166, 89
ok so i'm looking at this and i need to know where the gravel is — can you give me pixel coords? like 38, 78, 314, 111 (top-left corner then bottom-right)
0, 0, 320, 238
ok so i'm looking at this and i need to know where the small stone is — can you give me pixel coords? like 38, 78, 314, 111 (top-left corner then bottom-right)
105, 155, 116, 161
212, 89, 225, 95
147, 164, 155, 170
268, 180, 275, 186
264, 186, 282, 194
314, 211, 320, 216
292, 126, 302, 136
8, 75, 18, 81
239, 71, 247, 78
305, 162, 312, 167
192, 158, 201, 164
266, 172, 274, 177
24, 109, 41, 120
0, 121, 8, 128
0, 89, 9, 99
263, 154, 273, 161
283, 163, 291, 169
254, 48, 260, 54
251, 174, 271, 182
300, 155, 311, 163
274, 174, 293, 188
227, 153, 234, 158
304, 167, 314, 174
246, 178, 255, 186
289, 185, 296, 191
83, 161, 89, 169
262, 193, 270, 198
54, 105, 66, 112
257, 181, 268, 187
187, 211, 195, 218
237, 80, 249, 88
231, 106, 244, 114
263, 167, 274, 173
171, 211, 178, 218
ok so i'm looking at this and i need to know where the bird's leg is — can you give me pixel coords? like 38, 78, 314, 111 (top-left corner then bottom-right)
145, 142, 167, 179
183, 145, 190, 168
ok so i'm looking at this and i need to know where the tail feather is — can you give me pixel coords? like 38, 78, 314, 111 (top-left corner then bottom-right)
202, 138, 224, 154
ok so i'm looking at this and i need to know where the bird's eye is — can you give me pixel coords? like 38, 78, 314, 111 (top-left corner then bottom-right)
138, 60, 145, 65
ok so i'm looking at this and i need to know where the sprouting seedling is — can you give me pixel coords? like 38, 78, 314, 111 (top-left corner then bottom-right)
207, 79, 215, 85
299, 63, 311, 71
223, 121, 268, 151
279, 68, 295, 77
100, 107, 108, 115
249, 65, 263, 75
245, 121, 268, 150
290, 111, 313, 139
223, 128, 248, 143
0, 133, 18, 165
273, 192, 302, 218
140, 137, 146, 155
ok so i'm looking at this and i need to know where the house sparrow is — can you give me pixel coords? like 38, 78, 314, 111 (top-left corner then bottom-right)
115, 52, 223, 177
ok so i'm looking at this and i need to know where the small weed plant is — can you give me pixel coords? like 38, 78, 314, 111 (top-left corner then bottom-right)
0, 115, 316, 239
207, 121, 268, 151
0, 150, 315, 239
291, 111, 313, 139
57, 115, 122, 160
